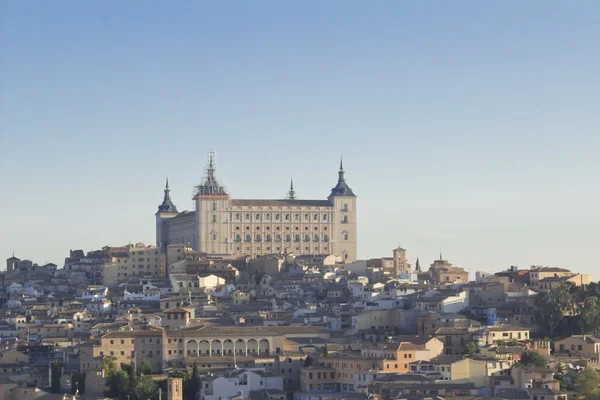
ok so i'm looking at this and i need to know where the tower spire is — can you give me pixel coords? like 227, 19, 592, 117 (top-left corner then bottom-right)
329, 158, 355, 198
157, 177, 178, 213
338, 157, 345, 183
195, 150, 227, 196
287, 179, 296, 200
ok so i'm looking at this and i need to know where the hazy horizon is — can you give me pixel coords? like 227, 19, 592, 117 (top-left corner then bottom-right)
1, 2, 599, 276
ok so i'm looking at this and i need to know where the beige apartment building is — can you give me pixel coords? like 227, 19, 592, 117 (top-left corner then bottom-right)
538, 273, 593, 290
429, 256, 469, 285
554, 335, 600, 359
101, 243, 164, 288
485, 325, 530, 345
528, 266, 574, 286
156, 153, 358, 261
86, 325, 328, 373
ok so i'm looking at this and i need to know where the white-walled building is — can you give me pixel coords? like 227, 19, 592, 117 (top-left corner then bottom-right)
156, 154, 358, 261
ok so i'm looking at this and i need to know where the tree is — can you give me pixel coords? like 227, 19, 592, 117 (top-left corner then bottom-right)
139, 360, 154, 375
50, 361, 62, 393
105, 370, 130, 399
103, 358, 117, 375
520, 351, 547, 368
581, 296, 600, 334
71, 372, 86, 395
188, 362, 200, 400
577, 367, 600, 398
132, 375, 157, 400
465, 344, 477, 356
536, 283, 574, 338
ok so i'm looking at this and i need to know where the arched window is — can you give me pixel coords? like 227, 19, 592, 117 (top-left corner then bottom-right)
304, 214, 309, 221
245, 213, 251, 221
294, 213, 300, 221
256, 213, 261, 220
285, 214, 290, 221
266, 213, 271, 221
275, 213, 281, 221
323, 214, 328, 221
235, 213, 241, 221
313, 214, 319, 221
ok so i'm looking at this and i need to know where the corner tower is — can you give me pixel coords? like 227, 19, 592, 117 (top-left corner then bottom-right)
156, 178, 179, 252
193, 151, 231, 254
328, 158, 357, 262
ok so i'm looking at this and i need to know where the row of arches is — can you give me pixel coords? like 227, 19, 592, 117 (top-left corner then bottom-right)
185, 338, 270, 356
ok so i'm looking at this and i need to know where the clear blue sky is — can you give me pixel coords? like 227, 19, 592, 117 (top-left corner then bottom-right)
1, 1, 599, 276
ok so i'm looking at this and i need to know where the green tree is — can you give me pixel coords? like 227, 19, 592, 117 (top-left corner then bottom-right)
132, 375, 157, 400
139, 360, 154, 375
103, 358, 117, 375
188, 362, 200, 400
105, 370, 130, 399
581, 296, 600, 334
576, 367, 600, 398
50, 361, 62, 393
71, 372, 86, 395
520, 351, 547, 368
536, 283, 574, 338
465, 344, 477, 356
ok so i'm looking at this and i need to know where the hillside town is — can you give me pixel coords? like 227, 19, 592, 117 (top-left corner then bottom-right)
1, 243, 599, 400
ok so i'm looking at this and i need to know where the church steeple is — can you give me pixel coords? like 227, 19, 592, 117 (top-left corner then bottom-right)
158, 178, 178, 213
329, 157, 356, 197
415, 258, 421, 272
287, 179, 296, 200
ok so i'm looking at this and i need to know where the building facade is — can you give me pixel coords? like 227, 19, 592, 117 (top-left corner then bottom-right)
156, 153, 358, 261
101, 243, 164, 288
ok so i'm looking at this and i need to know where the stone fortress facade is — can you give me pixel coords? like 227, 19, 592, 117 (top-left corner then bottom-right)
155, 152, 357, 261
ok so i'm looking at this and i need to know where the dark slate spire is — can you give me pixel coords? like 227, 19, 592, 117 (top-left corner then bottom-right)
287, 179, 296, 200
158, 178, 178, 213
329, 157, 356, 197
415, 258, 421, 272
195, 151, 228, 196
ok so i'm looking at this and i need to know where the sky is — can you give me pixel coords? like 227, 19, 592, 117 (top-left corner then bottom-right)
1, 1, 599, 276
